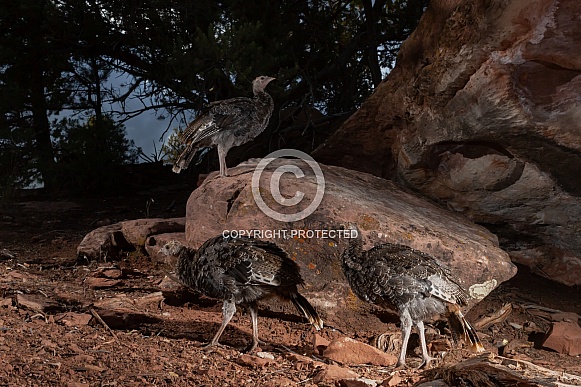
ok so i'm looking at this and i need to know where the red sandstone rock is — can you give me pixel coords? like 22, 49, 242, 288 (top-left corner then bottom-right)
182, 160, 514, 331
236, 353, 275, 368
542, 321, 581, 356
16, 293, 60, 312
54, 312, 93, 327
312, 333, 330, 355
85, 277, 122, 289
77, 218, 185, 261
313, 364, 359, 384
323, 337, 397, 366
313, 0, 581, 286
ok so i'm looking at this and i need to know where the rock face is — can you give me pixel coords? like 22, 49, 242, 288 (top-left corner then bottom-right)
314, 0, 581, 285
185, 160, 515, 331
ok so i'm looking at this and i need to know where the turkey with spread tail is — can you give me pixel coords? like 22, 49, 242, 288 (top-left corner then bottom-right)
341, 224, 484, 368
172, 75, 275, 177
160, 235, 323, 352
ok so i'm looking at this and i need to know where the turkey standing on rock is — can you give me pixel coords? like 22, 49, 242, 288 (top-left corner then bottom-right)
172, 75, 275, 177
160, 235, 323, 352
341, 224, 484, 368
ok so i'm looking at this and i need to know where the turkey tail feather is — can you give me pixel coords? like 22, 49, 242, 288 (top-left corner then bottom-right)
173, 144, 199, 173
451, 308, 485, 353
290, 293, 323, 330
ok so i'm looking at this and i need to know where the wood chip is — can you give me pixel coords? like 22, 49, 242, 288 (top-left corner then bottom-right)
473, 303, 512, 330
436, 353, 581, 386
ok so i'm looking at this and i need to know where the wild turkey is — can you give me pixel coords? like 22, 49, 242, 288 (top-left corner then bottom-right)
341, 224, 484, 368
172, 75, 275, 177
160, 235, 323, 352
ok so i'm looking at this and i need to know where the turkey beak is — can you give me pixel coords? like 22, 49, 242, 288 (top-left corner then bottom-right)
266, 77, 276, 85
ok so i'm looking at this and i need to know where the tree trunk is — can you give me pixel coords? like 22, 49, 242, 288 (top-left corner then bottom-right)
29, 62, 57, 191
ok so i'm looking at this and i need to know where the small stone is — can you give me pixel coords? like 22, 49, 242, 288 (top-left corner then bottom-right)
285, 353, 312, 363
323, 336, 398, 366
542, 320, 581, 356
101, 268, 123, 279
312, 333, 330, 355
236, 354, 275, 368
339, 377, 379, 387
313, 364, 359, 384
285, 352, 325, 369
381, 373, 403, 387
55, 312, 93, 327
256, 351, 275, 360
85, 277, 122, 289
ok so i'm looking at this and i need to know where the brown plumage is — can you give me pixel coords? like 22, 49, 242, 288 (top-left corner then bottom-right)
341, 224, 484, 368
172, 75, 275, 177
160, 235, 323, 352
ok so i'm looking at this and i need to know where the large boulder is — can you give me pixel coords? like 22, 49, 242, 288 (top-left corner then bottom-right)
314, 0, 581, 285
184, 159, 515, 332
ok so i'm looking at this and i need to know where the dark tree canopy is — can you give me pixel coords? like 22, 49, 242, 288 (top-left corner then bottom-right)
0, 0, 427, 194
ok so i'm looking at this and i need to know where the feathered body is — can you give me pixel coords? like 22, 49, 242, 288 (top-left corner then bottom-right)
173, 76, 275, 176
341, 225, 484, 367
161, 235, 322, 352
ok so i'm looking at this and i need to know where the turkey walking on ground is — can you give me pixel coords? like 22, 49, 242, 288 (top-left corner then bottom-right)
341, 224, 484, 368
172, 75, 275, 177
160, 235, 323, 352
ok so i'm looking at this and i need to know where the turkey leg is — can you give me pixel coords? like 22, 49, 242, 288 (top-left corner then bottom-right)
203, 299, 236, 349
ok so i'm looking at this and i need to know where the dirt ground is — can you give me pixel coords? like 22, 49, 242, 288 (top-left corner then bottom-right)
1, 186, 581, 386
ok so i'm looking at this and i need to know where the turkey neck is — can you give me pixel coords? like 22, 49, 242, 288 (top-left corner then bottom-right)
342, 229, 364, 271
254, 90, 274, 117
175, 246, 199, 290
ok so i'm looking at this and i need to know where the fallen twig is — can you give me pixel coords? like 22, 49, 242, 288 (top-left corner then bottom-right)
90, 308, 118, 342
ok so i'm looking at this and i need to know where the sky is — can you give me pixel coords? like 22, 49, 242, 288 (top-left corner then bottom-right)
101, 72, 190, 161
124, 109, 171, 160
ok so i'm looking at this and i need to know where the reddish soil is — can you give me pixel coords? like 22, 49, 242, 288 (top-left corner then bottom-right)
1, 187, 580, 386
